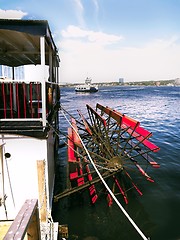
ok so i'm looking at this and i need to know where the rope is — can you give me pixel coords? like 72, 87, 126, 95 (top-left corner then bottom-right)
52, 125, 119, 172
61, 109, 150, 240
4, 153, 16, 209
0, 144, 8, 219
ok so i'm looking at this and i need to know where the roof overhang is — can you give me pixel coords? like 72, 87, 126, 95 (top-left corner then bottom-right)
0, 19, 59, 67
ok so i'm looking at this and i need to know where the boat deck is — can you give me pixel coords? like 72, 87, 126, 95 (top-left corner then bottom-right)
0, 120, 48, 138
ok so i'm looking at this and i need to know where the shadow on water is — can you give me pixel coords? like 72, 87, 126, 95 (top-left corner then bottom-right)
53, 172, 156, 240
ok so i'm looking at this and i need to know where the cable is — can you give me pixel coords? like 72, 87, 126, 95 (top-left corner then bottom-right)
61, 109, 150, 240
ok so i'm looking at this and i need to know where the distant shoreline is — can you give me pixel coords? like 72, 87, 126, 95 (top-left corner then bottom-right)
60, 79, 178, 87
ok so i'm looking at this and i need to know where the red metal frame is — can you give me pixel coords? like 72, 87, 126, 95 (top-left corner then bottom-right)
64, 103, 160, 206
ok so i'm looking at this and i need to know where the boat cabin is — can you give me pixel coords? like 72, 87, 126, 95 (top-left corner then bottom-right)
0, 19, 60, 239
0, 19, 60, 134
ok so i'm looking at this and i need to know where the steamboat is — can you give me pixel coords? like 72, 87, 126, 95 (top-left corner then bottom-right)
0, 19, 60, 239
0, 19, 161, 240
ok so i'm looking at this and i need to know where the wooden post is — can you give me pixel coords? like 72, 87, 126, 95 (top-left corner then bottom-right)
37, 160, 47, 222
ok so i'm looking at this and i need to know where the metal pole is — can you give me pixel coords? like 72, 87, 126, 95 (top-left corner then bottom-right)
40, 36, 46, 126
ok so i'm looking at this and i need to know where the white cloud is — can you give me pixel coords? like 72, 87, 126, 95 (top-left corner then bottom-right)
74, 0, 84, 11
61, 25, 123, 45
0, 9, 27, 19
92, 0, 99, 12
73, 0, 85, 27
61, 25, 87, 38
58, 26, 180, 83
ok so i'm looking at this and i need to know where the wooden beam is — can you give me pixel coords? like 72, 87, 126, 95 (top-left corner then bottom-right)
54, 170, 121, 201
37, 160, 47, 222
3, 199, 41, 240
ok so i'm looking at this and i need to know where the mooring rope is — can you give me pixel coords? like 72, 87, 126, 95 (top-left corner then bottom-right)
61, 109, 150, 240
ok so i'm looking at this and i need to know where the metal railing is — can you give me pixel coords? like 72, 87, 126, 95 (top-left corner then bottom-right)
0, 80, 59, 122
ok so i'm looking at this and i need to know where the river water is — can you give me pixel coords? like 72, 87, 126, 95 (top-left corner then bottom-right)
53, 85, 180, 240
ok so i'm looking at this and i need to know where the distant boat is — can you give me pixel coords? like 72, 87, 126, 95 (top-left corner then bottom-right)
75, 77, 98, 93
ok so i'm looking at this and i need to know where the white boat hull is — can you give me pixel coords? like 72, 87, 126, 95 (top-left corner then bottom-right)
75, 85, 98, 93
0, 129, 56, 221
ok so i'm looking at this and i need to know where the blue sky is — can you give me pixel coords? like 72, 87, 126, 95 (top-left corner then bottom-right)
0, 0, 180, 83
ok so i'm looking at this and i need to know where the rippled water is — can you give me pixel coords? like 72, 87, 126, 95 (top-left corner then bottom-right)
53, 86, 180, 240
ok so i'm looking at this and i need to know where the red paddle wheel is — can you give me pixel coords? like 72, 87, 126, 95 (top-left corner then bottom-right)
55, 103, 160, 206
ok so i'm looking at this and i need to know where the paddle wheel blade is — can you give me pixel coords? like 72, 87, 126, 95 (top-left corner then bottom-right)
57, 103, 160, 207
67, 118, 99, 204
113, 175, 128, 204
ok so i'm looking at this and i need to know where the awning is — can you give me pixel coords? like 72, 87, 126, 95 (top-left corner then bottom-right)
0, 19, 59, 67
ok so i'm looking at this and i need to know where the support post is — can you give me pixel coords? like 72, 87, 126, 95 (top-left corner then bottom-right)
40, 36, 46, 127
37, 160, 47, 222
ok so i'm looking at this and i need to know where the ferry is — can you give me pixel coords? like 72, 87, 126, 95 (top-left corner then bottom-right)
0, 19, 61, 239
75, 77, 98, 93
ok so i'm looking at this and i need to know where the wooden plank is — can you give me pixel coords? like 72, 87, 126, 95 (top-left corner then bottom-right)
71, 118, 82, 146
68, 127, 79, 180
96, 104, 159, 152
37, 160, 47, 222
97, 104, 141, 131
68, 125, 85, 186
127, 140, 160, 167
141, 139, 160, 152
67, 128, 76, 162
54, 170, 119, 201
113, 176, 128, 204
96, 103, 123, 124
121, 114, 140, 129
86, 164, 98, 204
3, 199, 41, 240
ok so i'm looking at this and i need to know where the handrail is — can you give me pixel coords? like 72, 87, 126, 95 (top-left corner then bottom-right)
3, 199, 41, 240
0, 81, 59, 122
